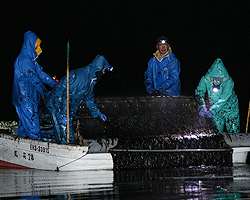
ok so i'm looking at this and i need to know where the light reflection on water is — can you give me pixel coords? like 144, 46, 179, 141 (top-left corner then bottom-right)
0, 164, 250, 199
0, 169, 116, 199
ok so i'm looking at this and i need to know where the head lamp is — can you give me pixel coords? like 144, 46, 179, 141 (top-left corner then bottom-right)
156, 36, 170, 45
159, 40, 167, 44
106, 66, 113, 72
212, 77, 222, 92
213, 85, 220, 92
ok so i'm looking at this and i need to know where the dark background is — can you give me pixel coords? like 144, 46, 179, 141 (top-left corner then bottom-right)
1, 1, 250, 132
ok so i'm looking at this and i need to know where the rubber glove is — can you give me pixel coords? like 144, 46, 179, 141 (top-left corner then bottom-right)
98, 113, 107, 121
206, 110, 213, 118
62, 115, 68, 126
147, 88, 154, 94
199, 106, 207, 117
158, 87, 163, 94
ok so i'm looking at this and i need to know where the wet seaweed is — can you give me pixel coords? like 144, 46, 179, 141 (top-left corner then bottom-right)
77, 95, 232, 169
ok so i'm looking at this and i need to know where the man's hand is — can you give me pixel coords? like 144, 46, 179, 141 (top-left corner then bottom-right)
53, 76, 59, 82
62, 115, 68, 126
206, 110, 213, 118
199, 106, 207, 117
98, 113, 107, 121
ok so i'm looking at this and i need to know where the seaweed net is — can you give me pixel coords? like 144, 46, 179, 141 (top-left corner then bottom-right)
77, 95, 232, 168
77, 95, 219, 138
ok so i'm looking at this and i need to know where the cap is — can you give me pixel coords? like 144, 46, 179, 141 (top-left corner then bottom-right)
156, 36, 170, 45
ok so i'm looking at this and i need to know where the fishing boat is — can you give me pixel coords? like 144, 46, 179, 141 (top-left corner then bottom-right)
0, 121, 117, 171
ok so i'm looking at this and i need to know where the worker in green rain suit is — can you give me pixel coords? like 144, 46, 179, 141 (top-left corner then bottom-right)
195, 58, 240, 133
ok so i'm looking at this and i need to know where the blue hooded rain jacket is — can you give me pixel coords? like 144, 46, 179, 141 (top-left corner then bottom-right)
144, 48, 181, 96
195, 58, 240, 133
12, 31, 57, 139
44, 54, 111, 144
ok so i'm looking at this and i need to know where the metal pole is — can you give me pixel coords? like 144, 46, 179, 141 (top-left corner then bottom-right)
66, 41, 70, 144
109, 148, 233, 152
246, 101, 250, 133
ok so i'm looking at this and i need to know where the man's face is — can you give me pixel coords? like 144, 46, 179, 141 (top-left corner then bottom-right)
157, 43, 170, 56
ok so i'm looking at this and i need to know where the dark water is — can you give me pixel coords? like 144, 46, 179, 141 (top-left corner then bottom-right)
0, 164, 250, 200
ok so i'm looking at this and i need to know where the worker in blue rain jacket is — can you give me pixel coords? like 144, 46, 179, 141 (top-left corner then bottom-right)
144, 36, 181, 96
195, 58, 240, 133
44, 54, 113, 144
12, 31, 58, 140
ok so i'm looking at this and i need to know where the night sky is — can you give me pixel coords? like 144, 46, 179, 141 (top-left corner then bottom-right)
1, 1, 250, 132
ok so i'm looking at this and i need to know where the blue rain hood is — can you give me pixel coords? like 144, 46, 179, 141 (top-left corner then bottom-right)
21, 30, 40, 60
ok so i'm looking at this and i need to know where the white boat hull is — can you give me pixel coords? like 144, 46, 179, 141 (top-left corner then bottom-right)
0, 133, 113, 171
224, 133, 250, 164
232, 147, 250, 163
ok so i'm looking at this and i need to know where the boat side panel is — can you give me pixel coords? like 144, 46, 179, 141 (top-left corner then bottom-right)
224, 133, 250, 148
0, 134, 111, 171
232, 147, 250, 163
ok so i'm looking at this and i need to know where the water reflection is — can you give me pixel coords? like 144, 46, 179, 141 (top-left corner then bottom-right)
113, 166, 234, 199
0, 164, 250, 199
0, 169, 116, 199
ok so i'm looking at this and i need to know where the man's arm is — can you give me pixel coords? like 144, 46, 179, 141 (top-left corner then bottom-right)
85, 92, 102, 118
36, 62, 58, 88
22, 59, 49, 98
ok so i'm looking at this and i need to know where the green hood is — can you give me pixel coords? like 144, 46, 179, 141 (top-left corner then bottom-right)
205, 58, 230, 78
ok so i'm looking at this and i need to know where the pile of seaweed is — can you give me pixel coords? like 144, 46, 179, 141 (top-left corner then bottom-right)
77, 95, 220, 139
77, 95, 232, 168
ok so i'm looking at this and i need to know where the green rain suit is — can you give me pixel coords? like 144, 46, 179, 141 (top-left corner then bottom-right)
195, 58, 240, 133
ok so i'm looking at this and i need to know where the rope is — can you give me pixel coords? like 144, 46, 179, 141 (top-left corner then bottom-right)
56, 150, 89, 171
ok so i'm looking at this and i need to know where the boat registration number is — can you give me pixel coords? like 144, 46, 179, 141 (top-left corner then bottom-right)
30, 144, 50, 154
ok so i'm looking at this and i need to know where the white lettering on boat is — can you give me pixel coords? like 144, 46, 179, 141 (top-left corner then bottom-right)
30, 144, 50, 153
